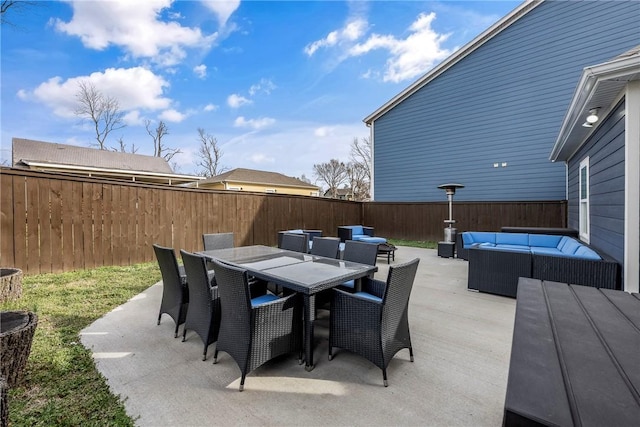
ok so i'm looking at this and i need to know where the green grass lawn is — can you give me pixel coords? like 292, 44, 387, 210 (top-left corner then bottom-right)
388, 239, 438, 249
0, 262, 160, 426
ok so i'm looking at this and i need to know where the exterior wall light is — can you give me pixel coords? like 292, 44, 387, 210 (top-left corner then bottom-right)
586, 108, 599, 124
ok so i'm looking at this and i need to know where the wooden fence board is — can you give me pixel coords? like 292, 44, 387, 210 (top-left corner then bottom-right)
11, 177, 26, 271
49, 179, 64, 272
0, 173, 15, 267
25, 178, 41, 274
71, 181, 84, 271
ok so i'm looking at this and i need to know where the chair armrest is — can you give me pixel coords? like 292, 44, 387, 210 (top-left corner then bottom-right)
337, 226, 354, 242
363, 226, 375, 237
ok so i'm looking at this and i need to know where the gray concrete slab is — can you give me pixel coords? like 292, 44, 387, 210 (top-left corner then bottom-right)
80, 247, 516, 426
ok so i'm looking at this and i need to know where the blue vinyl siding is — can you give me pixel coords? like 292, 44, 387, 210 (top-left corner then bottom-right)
568, 101, 626, 264
372, 0, 640, 201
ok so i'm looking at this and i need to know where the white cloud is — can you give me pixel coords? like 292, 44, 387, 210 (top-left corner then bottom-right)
193, 64, 207, 79
204, 103, 218, 112
234, 116, 275, 130
227, 94, 252, 108
250, 153, 275, 165
200, 0, 241, 27
249, 78, 276, 96
349, 12, 453, 83
24, 67, 171, 118
54, 0, 217, 67
159, 108, 187, 123
314, 126, 335, 137
304, 18, 367, 56
123, 110, 143, 126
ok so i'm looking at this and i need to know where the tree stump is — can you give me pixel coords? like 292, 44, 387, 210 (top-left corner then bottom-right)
0, 269, 22, 303
0, 311, 38, 388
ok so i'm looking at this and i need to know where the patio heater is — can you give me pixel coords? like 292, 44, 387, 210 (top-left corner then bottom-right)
437, 183, 464, 258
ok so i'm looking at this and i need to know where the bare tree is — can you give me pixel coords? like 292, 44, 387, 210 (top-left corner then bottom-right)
196, 128, 227, 177
313, 159, 348, 198
74, 81, 125, 150
145, 119, 181, 162
346, 162, 369, 201
350, 137, 372, 183
113, 136, 138, 154
1, 1, 38, 27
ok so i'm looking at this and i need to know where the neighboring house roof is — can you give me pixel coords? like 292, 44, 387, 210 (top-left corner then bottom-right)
197, 168, 319, 190
550, 45, 640, 161
12, 138, 202, 185
324, 188, 353, 197
363, 0, 541, 125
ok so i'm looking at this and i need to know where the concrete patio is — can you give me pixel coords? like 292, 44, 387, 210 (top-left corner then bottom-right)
80, 246, 516, 426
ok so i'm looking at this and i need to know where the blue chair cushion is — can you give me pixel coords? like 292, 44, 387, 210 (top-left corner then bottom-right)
340, 279, 355, 289
485, 245, 530, 253
287, 229, 304, 234
251, 293, 280, 307
353, 291, 382, 303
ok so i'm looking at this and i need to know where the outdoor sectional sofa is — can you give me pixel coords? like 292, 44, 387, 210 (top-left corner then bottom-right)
460, 232, 620, 298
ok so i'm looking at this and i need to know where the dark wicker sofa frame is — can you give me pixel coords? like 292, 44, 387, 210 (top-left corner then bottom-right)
337, 225, 375, 242
468, 245, 620, 298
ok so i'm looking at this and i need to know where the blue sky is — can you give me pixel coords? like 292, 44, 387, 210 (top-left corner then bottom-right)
1, 0, 520, 181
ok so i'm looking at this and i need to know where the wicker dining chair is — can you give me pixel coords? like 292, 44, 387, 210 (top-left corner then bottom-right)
202, 232, 234, 251
310, 237, 341, 258
329, 258, 420, 387
338, 240, 379, 291
180, 250, 221, 361
153, 244, 189, 338
278, 233, 308, 253
211, 259, 302, 391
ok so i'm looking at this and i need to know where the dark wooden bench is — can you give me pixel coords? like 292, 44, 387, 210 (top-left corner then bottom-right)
504, 278, 640, 426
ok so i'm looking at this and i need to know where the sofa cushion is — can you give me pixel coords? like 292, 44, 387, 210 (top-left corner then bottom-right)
287, 229, 304, 234
572, 246, 601, 260
463, 232, 496, 246
357, 236, 386, 244
558, 237, 582, 255
529, 234, 563, 248
496, 233, 529, 246
530, 247, 564, 256
483, 245, 530, 254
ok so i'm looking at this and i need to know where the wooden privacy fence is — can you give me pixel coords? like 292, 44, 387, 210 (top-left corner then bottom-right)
0, 168, 567, 275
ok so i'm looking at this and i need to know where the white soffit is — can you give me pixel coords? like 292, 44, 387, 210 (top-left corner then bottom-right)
550, 53, 640, 162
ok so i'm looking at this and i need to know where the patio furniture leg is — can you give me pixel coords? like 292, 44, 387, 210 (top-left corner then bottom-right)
303, 294, 315, 371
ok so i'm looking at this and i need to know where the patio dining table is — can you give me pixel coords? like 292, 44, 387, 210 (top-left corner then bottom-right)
198, 245, 378, 370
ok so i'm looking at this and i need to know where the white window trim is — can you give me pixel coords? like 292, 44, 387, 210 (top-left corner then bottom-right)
579, 156, 590, 243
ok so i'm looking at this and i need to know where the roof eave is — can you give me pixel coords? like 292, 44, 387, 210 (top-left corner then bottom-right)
363, 0, 542, 125
20, 160, 203, 182
550, 54, 640, 162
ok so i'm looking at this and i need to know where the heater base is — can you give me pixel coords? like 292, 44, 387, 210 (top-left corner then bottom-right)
437, 241, 455, 258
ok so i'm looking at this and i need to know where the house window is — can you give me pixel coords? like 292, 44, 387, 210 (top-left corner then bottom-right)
579, 157, 590, 243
